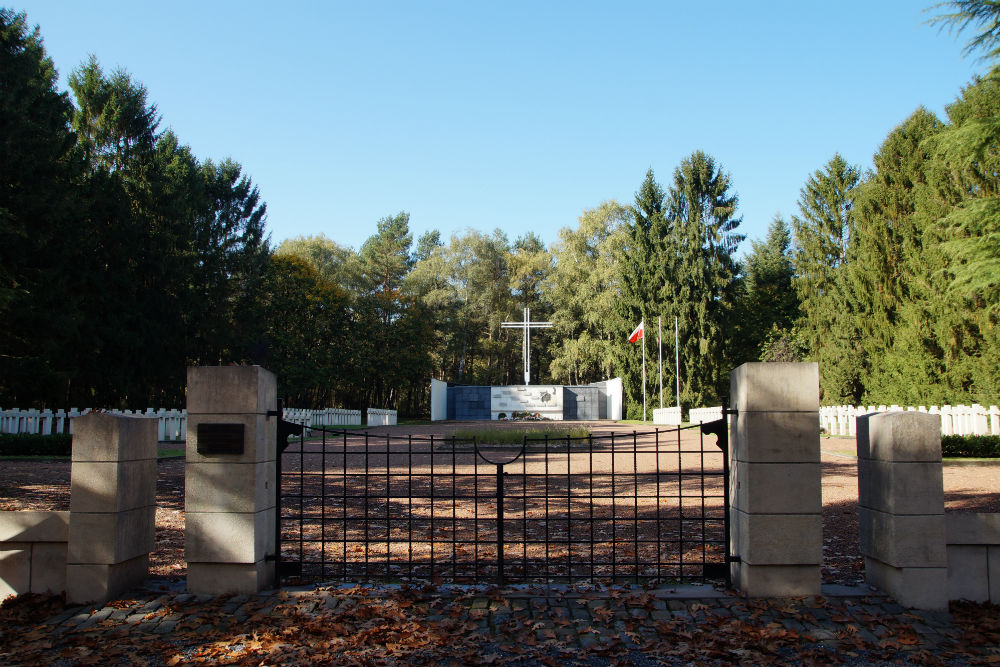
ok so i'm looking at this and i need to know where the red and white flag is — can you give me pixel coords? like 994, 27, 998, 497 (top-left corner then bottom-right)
628, 320, 644, 343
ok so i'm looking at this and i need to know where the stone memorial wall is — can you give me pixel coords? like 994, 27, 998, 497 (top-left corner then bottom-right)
491, 385, 564, 420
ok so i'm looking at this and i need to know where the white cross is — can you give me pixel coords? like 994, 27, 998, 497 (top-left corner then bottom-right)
501, 307, 552, 385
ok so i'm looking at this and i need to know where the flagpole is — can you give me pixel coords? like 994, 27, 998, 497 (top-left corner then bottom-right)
674, 316, 680, 408
642, 319, 647, 422
658, 316, 663, 410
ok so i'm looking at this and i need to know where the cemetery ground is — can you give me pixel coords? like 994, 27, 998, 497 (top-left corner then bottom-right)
0, 424, 999, 665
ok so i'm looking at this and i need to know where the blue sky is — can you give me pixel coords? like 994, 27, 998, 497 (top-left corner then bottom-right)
18, 1, 983, 256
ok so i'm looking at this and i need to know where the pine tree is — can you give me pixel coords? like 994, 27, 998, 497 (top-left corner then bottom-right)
0, 9, 80, 404
613, 169, 665, 418
848, 108, 948, 402
663, 151, 744, 406
738, 216, 799, 361
791, 154, 863, 403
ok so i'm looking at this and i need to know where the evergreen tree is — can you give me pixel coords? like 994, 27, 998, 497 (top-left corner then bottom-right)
662, 151, 744, 406
923, 74, 1000, 401
613, 169, 666, 418
848, 108, 949, 402
0, 9, 80, 404
929, 1, 1000, 62
413, 230, 442, 263
791, 154, 863, 402
738, 216, 799, 361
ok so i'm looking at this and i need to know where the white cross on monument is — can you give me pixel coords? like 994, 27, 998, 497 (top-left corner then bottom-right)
501, 307, 552, 385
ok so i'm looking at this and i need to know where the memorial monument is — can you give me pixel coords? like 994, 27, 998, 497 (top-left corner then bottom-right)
430, 308, 622, 421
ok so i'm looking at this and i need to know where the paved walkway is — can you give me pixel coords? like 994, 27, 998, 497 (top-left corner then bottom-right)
3, 580, 996, 666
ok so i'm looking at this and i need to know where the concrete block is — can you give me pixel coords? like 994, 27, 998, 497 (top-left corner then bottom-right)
857, 412, 941, 462
865, 557, 948, 610
187, 560, 275, 596
947, 545, 989, 602
734, 510, 822, 565
732, 562, 820, 597
71, 413, 157, 462
0, 547, 30, 599
946, 512, 1000, 545
66, 554, 150, 605
730, 362, 819, 413
67, 507, 155, 564
859, 508, 946, 567
733, 461, 821, 514
732, 411, 821, 463
29, 542, 67, 594
857, 460, 944, 515
185, 460, 275, 514
185, 414, 275, 464
185, 508, 274, 564
0, 511, 69, 542
70, 459, 156, 513
186, 365, 276, 416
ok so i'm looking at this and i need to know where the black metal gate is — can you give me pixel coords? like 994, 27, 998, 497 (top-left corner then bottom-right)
277, 420, 730, 586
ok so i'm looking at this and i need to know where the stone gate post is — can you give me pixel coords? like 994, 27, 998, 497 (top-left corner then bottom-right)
185, 366, 277, 595
857, 412, 946, 609
729, 362, 822, 596
67, 413, 157, 604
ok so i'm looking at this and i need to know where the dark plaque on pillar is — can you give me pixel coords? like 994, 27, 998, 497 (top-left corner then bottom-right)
197, 423, 245, 455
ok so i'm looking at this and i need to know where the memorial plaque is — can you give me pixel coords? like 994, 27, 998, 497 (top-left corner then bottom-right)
196, 423, 245, 455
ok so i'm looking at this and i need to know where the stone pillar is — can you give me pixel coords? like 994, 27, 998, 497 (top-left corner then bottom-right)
857, 412, 947, 609
185, 366, 277, 595
66, 413, 157, 604
729, 362, 822, 596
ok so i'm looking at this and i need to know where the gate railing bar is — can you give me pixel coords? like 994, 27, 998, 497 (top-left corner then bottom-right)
386, 431, 391, 579
677, 420, 684, 579
588, 431, 594, 582
633, 429, 639, 583
496, 459, 504, 586
473, 433, 479, 583
321, 426, 327, 576
611, 432, 617, 581
450, 431, 457, 582
342, 427, 348, 579
566, 432, 572, 581
363, 430, 369, 577
279, 422, 729, 585
409, 433, 414, 580
544, 433, 550, 582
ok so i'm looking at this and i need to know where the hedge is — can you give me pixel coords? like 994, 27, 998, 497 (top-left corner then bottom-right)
0, 433, 72, 457
941, 434, 1000, 458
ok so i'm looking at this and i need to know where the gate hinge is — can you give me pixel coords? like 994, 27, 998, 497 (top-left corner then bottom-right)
726, 555, 742, 563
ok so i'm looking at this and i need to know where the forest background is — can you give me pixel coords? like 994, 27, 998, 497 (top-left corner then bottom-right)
2, 3, 998, 419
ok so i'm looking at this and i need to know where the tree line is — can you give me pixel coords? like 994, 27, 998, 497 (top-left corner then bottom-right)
2, 4, 998, 417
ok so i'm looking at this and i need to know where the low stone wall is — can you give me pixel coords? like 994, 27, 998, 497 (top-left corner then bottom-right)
689, 406, 723, 424
0, 511, 69, 599
822, 404, 1000, 437
366, 408, 397, 426
652, 407, 682, 425
0, 413, 157, 606
946, 513, 1000, 603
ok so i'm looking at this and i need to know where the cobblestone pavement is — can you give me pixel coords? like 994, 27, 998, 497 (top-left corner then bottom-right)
2, 580, 998, 666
